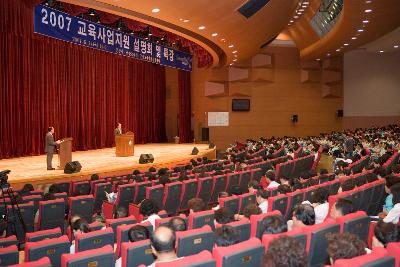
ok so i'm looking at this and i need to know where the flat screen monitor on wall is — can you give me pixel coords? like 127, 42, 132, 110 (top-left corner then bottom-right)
232, 99, 250, 112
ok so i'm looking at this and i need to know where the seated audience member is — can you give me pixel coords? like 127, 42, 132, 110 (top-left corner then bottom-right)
230, 185, 242, 196
115, 225, 151, 267
92, 214, 106, 229
243, 203, 262, 219
330, 198, 353, 219
214, 225, 240, 247
19, 183, 34, 196
168, 217, 187, 232
256, 189, 269, 213
248, 181, 260, 194
140, 199, 161, 227
0, 219, 7, 238
187, 198, 205, 213
277, 184, 292, 195
114, 206, 128, 219
48, 184, 60, 194
326, 233, 366, 265
261, 215, 287, 235
372, 221, 400, 248
381, 175, 400, 215
264, 236, 308, 267
303, 187, 329, 224
384, 183, 400, 224
70, 219, 91, 254
159, 175, 171, 186
149, 226, 179, 266
106, 181, 123, 203
291, 204, 315, 230
90, 174, 100, 181
215, 207, 235, 225
338, 178, 356, 193
279, 176, 291, 187
266, 170, 280, 189
213, 191, 229, 210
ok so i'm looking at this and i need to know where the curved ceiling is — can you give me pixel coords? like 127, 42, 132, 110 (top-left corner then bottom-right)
288, 0, 400, 60
60, 0, 298, 68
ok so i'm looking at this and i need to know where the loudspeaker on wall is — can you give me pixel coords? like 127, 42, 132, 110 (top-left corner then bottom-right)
291, 115, 298, 123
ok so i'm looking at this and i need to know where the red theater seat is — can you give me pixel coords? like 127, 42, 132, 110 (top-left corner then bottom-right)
155, 250, 216, 267
74, 228, 114, 253
211, 175, 228, 203
179, 179, 199, 211
188, 210, 215, 230
72, 181, 90, 196
216, 218, 251, 242
212, 237, 264, 267
261, 228, 307, 252
219, 195, 240, 214
387, 242, 400, 267
155, 214, 187, 228
106, 215, 137, 241
163, 182, 183, 215
61, 245, 115, 267
38, 199, 65, 231
250, 210, 281, 238
93, 182, 112, 212
198, 177, 214, 205
115, 221, 153, 258
335, 211, 370, 243
176, 225, 214, 257
9, 257, 51, 267
146, 184, 165, 210
25, 235, 70, 267
25, 227, 62, 242
121, 239, 155, 267
0, 245, 19, 266
285, 190, 304, 220
0, 235, 18, 248
68, 195, 94, 223
267, 194, 288, 216
238, 193, 256, 214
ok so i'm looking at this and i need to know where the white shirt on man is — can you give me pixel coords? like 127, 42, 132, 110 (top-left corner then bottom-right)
267, 181, 280, 189
142, 214, 161, 228
259, 201, 268, 213
302, 201, 329, 224
384, 203, 400, 224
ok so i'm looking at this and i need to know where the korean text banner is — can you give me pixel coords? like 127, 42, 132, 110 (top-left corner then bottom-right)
34, 5, 193, 72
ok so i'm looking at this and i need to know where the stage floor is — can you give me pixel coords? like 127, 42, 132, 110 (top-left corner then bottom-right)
2, 143, 215, 188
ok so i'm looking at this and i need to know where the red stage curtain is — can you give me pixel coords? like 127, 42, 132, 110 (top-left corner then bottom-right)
178, 70, 192, 143
0, 0, 166, 159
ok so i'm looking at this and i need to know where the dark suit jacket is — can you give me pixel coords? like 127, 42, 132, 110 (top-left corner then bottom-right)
45, 132, 56, 153
114, 128, 122, 136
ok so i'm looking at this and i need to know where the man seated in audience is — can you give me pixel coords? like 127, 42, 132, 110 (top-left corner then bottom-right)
372, 221, 400, 248
338, 178, 356, 193
290, 204, 315, 230
266, 170, 280, 189
277, 184, 292, 195
168, 217, 187, 232
230, 185, 242, 196
149, 226, 179, 266
264, 236, 308, 267
243, 203, 262, 219
214, 225, 240, 247
187, 198, 205, 213
261, 215, 287, 234
213, 191, 229, 210
90, 174, 100, 181
256, 189, 269, 213
383, 183, 400, 224
140, 199, 161, 227
115, 225, 151, 267
302, 187, 329, 224
70, 219, 91, 254
326, 233, 366, 265
114, 206, 128, 219
19, 183, 34, 196
330, 198, 353, 219
215, 207, 235, 225
248, 180, 260, 194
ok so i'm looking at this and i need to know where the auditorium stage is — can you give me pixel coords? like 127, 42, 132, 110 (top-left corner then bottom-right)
2, 143, 215, 188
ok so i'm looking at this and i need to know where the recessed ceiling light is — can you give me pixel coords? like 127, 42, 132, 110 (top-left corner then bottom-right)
358, 29, 364, 32
228, 45, 234, 48
336, 49, 341, 52
299, 9, 304, 11
233, 59, 237, 62
366, 0, 372, 3
234, 54, 237, 57
365, 9, 372, 13
198, 26, 205, 30
152, 8, 160, 13
290, 20, 294, 23
379, 50, 384, 53
352, 37, 357, 40
344, 43, 349, 46
394, 45, 399, 48
294, 15, 299, 18
232, 51, 237, 54
316, 58, 320, 61
327, 53, 331, 56
220, 38, 226, 42
211, 33, 218, 36
229, 63, 233, 66
363, 20, 369, 23
303, 1, 309, 4
179, 18, 190, 23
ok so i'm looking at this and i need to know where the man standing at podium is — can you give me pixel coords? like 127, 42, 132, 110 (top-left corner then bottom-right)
115, 123, 122, 136
45, 126, 60, 170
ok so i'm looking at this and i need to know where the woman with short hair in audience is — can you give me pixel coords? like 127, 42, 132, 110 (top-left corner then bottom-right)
264, 236, 308, 267
372, 221, 400, 248
326, 233, 366, 265
140, 199, 160, 227
383, 183, 400, 224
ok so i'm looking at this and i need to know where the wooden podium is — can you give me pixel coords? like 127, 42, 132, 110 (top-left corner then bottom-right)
115, 132, 134, 157
58, 137, 73, 169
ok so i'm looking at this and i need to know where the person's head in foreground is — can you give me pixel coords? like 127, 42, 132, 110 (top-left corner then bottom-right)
168, 216, 187, 232
261, 215, 288, 235
187, 197, 205, 213
150, 226, 177, 263
373, 220, 400, 248
128, 225, 150, 242
326, 232, 366, 265
264, 236, 308, 267
330, 198, 353, 219
214, 225, 240, 247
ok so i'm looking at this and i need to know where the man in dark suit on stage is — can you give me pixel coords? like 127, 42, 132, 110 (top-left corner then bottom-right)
115, 123, 122, 136
45, 126, 60, 170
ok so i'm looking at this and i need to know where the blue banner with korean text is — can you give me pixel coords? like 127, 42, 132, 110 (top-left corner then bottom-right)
34, 5, 192, 71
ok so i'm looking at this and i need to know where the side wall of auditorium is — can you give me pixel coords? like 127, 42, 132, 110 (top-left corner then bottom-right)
166, 46, 343, 150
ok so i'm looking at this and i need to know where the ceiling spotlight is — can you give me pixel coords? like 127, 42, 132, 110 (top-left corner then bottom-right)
198, 26, 206, 30
220, 38, 226, 42
366, 0, 372, 3
179, 18, 190, 23
344, 43, 349, 46
316, 58, 320, 61
211, 33, 218, 36
379, 50, 384, 53
229, 63, 233, 66
294, 15, 299, 18
365, 9, 372, 13
352, 37, 357, 40
358, 29, 364, 32
290, 20, 294, 23
336, 49, 341, 52
232, 50, 237, 54
299, 9, 304, 11
394, 45, 399, 48
152, 8, 160, 13
234, 54, 237, 57
233, 59, 237, 62
327, 53, 331, 56
228, 45, 234, 48
363, 20, 369, 23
